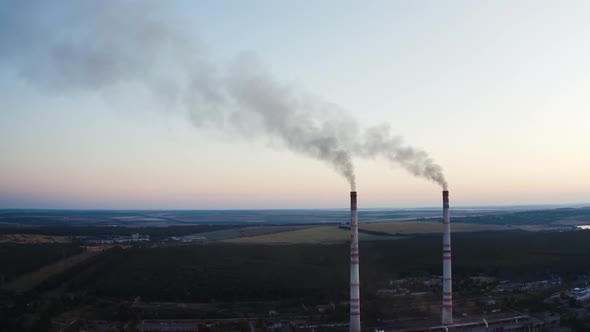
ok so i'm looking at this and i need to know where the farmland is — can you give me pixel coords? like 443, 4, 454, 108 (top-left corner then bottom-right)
181, 225, 313, 241
222, 222, 513, 244
359, 221, 512, 234
223, 225, 396, 244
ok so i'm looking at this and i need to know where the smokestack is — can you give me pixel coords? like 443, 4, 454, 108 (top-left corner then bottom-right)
350, 191, 361, 332
442, 190, 453, 325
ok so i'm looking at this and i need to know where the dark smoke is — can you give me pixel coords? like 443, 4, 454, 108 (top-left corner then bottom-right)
356, 125, 448, 189
0, 1, 447, 190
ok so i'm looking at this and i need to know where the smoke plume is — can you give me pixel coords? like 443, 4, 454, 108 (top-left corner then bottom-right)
356, 125, 448, 189
226, 57, 358, 189
0, 1, 448, 190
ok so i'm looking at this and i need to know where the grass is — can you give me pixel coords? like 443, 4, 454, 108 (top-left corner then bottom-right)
223, 222, 512, 244
185, 225, 314, 241
3, 246, 106, 293
360, 221, 511, 234
223, 225, 396, 244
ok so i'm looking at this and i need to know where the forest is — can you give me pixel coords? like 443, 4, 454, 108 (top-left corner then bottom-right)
56, 230, 590, 302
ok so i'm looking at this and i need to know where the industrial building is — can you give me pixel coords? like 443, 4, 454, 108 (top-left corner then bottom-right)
348, 190, 547, 332
138, 320, 199, 331
371, 313, 544, 331
84, 233, 149, 245
569, 286, 590, 301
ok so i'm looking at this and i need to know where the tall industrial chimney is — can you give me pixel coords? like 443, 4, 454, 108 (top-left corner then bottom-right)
441, 190, 453, 325
350, 191, 361, 332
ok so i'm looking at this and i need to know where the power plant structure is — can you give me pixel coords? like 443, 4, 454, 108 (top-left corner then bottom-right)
350, 191, 361, 332
442, 190, 453, 325
338, 189, 547, 332
368, 189, 545, 332
347, 190, 452, 331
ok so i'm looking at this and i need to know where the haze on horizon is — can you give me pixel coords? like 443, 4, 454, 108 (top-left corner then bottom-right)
0, 0, 589, 210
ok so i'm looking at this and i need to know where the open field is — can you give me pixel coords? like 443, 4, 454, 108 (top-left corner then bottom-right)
223, 222, 514, 244
3, 246, 107, 293
0, 233, 72, 244
182, 225, 314, 241
455, 207, 590, 225
223, 225, 396, 244
360, 221, 512, 234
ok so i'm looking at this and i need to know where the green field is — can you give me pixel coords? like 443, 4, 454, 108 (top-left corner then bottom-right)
222, 222, 513, 244
360, 221, 512, 234
185, 225, 314, 241
223, 225, 397, 244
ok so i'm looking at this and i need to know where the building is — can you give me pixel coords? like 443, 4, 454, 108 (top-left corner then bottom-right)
372, 313, 544, 332
569, 287, 590, 301
84, 233, 149, 245
138, 320, 198, 331
113, 233, 150, 243
83, 237, 114, 245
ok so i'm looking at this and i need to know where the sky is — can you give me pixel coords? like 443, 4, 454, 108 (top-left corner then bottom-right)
0, 0, 589, 209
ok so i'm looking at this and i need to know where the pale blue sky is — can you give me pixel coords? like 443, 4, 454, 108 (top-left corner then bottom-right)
0, 1, 589, 209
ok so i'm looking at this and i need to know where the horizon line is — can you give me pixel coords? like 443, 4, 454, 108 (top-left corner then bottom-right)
1, 202, 589, 212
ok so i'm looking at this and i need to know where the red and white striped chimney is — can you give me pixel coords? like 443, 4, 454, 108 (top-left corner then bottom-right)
442, 190, 453, 325
350, 191, 361, 332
